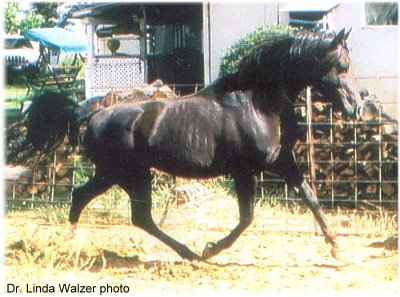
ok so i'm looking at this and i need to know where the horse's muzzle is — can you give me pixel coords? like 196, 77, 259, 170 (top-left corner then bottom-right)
355, 99, 379, 121
339, 88, 358, 120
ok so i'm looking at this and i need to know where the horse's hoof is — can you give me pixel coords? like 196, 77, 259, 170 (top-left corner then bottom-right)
202, 242, 217, 260
186, 252, 202, 262
331, 247, 348, 264
67, 223, 77, 240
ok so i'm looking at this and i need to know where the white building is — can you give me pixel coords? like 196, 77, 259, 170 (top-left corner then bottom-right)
205, 2, 398, 116
74, 2, 398, 117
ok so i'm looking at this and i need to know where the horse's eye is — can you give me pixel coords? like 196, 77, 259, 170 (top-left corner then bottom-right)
337, 62, 349, 74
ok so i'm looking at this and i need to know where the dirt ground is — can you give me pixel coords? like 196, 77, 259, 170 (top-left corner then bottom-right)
3, 198, 399, 296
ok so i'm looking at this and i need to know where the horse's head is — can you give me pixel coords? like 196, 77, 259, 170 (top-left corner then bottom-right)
313, 29, 362, 119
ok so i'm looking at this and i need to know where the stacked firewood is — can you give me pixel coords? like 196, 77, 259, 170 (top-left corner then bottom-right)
5, 85, 398, 208
5, 148, 81, 206
102, 79, 177, 107
292, 97, 398, 205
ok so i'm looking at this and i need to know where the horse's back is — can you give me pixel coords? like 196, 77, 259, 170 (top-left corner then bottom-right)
136, 97, 230, 176
82, 89, 281, 178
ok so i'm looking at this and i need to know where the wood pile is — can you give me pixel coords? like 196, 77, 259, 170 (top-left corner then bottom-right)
5, 148, 87, 207
291, 98, 398, 206
102, 79, 177, 107
5, 85, 398, 209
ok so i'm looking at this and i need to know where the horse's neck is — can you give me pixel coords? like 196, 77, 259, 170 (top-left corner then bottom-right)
202, 78, 299, 120
251, 84, 300, 146
280, 106, 299, 148
252, 84, 295, 115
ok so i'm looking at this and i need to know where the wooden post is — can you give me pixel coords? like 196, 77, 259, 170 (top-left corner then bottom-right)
140, 6, 148, 84
306, 87, 317, 194
306, 86, 319, 235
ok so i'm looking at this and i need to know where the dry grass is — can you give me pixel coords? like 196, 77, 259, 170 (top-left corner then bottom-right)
3, 178, 398, 294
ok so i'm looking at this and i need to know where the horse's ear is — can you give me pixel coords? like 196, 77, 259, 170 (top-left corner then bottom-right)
344, 28, 352, 40
330, 28, 346, 49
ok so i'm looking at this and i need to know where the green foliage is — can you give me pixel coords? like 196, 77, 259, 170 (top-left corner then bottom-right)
219, 24, 294, 76
5, 2, 60, 34
5, 3, 20, 34
72, 156, 94, 185
32, 2, 59, 27
151, 172, 175, 207
29, 205, 70, 223
19, 12, 45, 31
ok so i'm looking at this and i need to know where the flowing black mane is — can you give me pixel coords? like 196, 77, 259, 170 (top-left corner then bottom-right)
211, 30, 346, 95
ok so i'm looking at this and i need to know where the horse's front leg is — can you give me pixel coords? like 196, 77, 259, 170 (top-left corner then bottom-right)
202, 173, 255, 260
296, 181, 338, 247
273, 150, 339, 251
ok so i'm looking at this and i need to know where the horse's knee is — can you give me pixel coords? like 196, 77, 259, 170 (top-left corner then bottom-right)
298, 181, 321, 209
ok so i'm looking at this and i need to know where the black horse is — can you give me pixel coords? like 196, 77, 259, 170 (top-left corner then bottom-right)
8, 29, 362, 261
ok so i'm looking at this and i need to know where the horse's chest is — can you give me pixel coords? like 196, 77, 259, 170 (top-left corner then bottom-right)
241, 112, 282, 163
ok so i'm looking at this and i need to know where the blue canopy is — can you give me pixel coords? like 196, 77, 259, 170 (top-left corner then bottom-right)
22, 28, 87, 53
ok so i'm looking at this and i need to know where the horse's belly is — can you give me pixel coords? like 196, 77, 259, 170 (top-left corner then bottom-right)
150, 149, 226, 178
154, 163, 224, 179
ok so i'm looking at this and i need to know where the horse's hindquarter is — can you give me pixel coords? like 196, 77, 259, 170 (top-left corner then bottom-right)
83, 104, 144, 167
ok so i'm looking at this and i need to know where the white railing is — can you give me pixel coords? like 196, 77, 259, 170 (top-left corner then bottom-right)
86, 57, 144, 97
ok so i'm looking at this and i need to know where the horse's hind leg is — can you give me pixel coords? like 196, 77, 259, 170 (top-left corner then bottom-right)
202, 173, 255, 260
119, 169, 201, 261
69, 173, 112, 232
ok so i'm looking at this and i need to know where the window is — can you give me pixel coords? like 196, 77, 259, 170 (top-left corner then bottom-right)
94, 24, 141, 57
365, 2, 398, 25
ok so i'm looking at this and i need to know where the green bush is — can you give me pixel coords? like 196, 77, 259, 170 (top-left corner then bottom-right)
219, 24, 294, 76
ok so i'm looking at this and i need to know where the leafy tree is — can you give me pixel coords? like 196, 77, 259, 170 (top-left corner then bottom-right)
19, 11, 45, 31
4, 2, 62, 34
5, 2, 22, 34
219, 24, 294, 76
56, 3, 92, 28
31, 2, 59, 27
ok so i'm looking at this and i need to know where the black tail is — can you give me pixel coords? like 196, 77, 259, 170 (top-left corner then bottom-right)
6, 91, 90, 163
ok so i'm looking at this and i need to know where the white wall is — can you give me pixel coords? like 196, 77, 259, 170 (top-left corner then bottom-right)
204, 2, 398, 117
333, 3, 398, 117
204, 2, 278, 84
